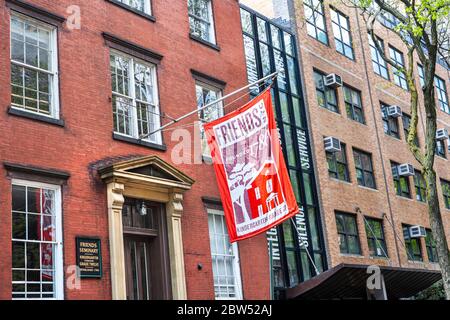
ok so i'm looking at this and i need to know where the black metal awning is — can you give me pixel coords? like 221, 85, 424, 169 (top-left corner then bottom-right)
286, 264, 441, 300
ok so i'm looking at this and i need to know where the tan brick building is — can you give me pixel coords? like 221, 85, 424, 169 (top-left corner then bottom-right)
241, 0, 450, 299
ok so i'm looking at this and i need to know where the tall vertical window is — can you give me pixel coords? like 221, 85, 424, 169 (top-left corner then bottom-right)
403, 224, 423, 261
414, 170, 427, 202
208, 208, 242, 299
335, 212, 361, 255
12, 181, 63, 299
314, 71, 338, 113
435, 76, 449, 114
425, 229, 438, 263
417, 64, 425, 87
188, 0, 216, 44
369, 36, 389, 79
364, 218, 388, 258
389, 46, 408, 90
381, 103, 400, 139
436, 139, 446, 158
344, 86, 365, 124
303, 0, 328, 45
402, 113, 419, 146
10, 14, 59, 118
115, 0, 151, 14
391, 161, 411, 198
326, 142, 349, 182
330, 8, 354, 60
240, 8, 327, 290
353, 149, 376, 189
110, 51, 161, 144
441, 179, 450, 210
196, 82, 223, 157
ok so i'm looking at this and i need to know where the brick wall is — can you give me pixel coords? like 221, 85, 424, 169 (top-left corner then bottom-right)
0, 0, 270, 300
293, 0, 450, 271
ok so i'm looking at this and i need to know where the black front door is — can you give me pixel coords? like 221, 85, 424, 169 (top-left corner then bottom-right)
124, 236, 152, 300
122, 198, 172, 300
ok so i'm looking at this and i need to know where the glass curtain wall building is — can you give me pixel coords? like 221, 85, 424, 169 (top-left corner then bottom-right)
240, 5, 327, 299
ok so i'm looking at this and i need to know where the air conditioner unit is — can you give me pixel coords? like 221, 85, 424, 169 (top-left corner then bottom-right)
398, 163, 414, 176
386, 105, 402, 118
436, 128, 449, 141
324, 73, 343, 88
409, 225, 426, 238
324, 137, 341, 153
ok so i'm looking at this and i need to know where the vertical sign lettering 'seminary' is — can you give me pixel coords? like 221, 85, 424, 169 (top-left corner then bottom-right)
204, 89, 299, 242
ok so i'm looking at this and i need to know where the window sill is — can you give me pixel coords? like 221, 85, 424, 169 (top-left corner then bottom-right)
113, 133, 166, 151
336, 50, 356, 63
106, 0, 156, 22
329, 177, 352, 185
373, 72, 390, 82
369, 256, 390, 261
384, 133, 401, 141
357, 185, 378, 192
307, 34, 330, 48
189, 34, 220, 52
8, 107, 64, 127
319, 105, 341, 116
406, 260, 424, 264
340, 253, 364, 258
395, 195, 414, 202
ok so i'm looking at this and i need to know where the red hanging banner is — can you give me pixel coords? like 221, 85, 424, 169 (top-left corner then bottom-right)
204, 89, 299, 242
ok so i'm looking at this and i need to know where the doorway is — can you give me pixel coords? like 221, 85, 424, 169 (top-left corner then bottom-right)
124, 237, 152, 300
122, 198, 171, 300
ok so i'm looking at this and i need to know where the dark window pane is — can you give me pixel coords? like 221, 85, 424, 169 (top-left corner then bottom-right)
26, 242, 40, 269
27, 214, 40, 241
12, 241, 25, 269
27, 187, 41, 213
12, 212, 26, 240
12, 185, 26, 212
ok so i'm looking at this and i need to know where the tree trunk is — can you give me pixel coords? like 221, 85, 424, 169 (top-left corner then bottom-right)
422, 86, 450, 300
424, 169, 450, 300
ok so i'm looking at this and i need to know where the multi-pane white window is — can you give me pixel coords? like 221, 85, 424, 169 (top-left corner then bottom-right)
10, 14, 59, 118
196, 82, 223, 157
188, 0, 216, 44
110, 51, 162, 144
208, 208, 242, 300
389, 46, 408, 90
116, 0, 151, 14
12, 180, 63, 300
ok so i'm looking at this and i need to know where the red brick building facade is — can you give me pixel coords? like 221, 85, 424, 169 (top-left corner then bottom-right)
0, 0, 270, 300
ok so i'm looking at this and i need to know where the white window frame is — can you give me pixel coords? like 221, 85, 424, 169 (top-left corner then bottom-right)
117, 0, 152, 15
207, 208, 243, 300
196, 81, 223, 158
188, 0, 216, 44
10, 12, 60, 119
11, 179, 64, 300
110, 49, 162, 144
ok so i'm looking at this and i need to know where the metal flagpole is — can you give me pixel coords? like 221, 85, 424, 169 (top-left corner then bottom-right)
269, 240, 274, 300
139, 71, 279, 140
